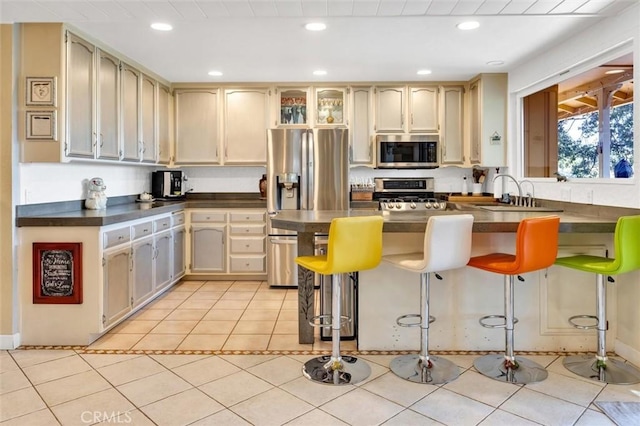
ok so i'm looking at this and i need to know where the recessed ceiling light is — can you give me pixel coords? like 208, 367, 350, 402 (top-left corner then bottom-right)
486, 60, 505, 66
207, 70, 223, 76
605, 69, 624, 74
457, 21, 479, 30
150, 22, 173, 31
305, 22, 326, 31
417, 69, 432, 75
313, 70, 327, 76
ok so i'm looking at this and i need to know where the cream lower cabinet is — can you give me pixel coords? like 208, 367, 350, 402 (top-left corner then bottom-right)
155, 230, 173, 291
131, 235, 154, 309
188, 209, 266, 277
103, 245, 132, 327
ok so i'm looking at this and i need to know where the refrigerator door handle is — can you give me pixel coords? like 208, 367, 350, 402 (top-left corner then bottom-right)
301, 130, 310, 210
268, 237, 297, 244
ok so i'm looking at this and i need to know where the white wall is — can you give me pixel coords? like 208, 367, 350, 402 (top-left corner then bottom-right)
508, 3, 640, 209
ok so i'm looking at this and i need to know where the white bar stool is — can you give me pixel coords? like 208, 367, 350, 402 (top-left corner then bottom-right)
382, 214, 474, 384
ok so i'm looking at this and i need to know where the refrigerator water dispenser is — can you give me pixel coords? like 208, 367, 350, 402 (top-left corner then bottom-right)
277, 173, 300, 210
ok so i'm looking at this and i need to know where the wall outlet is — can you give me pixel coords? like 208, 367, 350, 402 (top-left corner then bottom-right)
586, 189, 593, 204
561, 187, 571, 202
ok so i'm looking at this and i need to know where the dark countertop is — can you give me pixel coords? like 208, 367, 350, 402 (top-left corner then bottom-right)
270, 209, 619, 233
16, 194, 268, 227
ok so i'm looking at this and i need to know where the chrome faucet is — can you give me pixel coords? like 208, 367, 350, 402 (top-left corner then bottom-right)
493, 174, 523, 206
519, 179, 536, 207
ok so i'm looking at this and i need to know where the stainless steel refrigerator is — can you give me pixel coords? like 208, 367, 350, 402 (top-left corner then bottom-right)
266, 128, 349, 288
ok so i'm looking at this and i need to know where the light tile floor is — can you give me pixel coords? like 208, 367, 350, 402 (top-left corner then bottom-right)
3, 280, 640, 425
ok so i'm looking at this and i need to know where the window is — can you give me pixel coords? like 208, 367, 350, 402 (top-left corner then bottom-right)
524, 53, 634, 179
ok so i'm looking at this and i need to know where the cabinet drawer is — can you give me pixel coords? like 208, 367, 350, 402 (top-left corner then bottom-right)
132, 221, 153, 240
191, 212, 227, 223
171, 212, 185, 227
103, 227, 131, 249
230, 212, 265, 223
154, 217, 172, 232
230, 256, 265, 272
230, 237, 265, 254
230, 224, 265, 235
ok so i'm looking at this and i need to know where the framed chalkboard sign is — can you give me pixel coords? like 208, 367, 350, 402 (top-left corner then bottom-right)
33, 242, 83, 304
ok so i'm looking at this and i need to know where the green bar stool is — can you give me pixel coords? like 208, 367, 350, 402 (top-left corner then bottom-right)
555, 215, 640, 384
296, 215, 384, 385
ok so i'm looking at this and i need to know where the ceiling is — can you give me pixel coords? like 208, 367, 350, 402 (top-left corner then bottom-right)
0, 0, 637, 83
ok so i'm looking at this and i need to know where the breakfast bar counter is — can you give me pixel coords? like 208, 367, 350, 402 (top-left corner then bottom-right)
271, 209, 619, 345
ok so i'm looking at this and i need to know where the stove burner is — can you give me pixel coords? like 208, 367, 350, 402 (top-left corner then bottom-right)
379, 197, 447, 211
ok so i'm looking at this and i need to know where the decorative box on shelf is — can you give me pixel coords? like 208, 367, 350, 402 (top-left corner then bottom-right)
351, 189, 374, 201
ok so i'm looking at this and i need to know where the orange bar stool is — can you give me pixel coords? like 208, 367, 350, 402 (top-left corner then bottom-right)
383, 214, 474, 384
468, 215, 560, 384
555, 215, 640, 384
295, 215, 383, 385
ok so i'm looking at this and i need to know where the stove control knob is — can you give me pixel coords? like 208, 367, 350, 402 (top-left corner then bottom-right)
410, 202, 416, 209
425, 201, 433, 209
395, 202, 403, 209
384, 203, 391, 209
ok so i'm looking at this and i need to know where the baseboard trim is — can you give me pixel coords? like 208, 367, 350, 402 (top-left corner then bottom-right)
615, 339, 640, 368
0, 333, 21, 350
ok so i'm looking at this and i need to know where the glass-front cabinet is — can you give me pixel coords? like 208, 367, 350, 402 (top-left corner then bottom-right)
276, 88, 308, 126
315, 88, 346, 126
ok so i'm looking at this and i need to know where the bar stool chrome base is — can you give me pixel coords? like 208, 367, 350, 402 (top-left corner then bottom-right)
390, 354, 460, 384
302, 355, 371, 385
563, 355, 640, 385
474, 355, 548, 384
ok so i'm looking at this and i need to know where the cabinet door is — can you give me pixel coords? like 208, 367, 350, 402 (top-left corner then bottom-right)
96, 49, 120, 160
66, 33, 95, 159
315, 88, 346, 126
157, 85, 171, 165
409, 86, 439, 132
173, 226, 186, 280
103, 247, 131, 326
469, 81, 481, 164
375, 87, 404, 132
175, 90, 219, 164
141, 74, 157, 163
276, 88, 308, 126
121, 63, 141, 162
350, 87, 373, 165
155, 231, 173, 291
224, 89, 269, 164
440, 86, 465, 164
131, 237, 154, 307
191, 225, 226, 272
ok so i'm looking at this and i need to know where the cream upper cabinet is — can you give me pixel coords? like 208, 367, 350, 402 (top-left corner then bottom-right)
349, 86, 374, 166
223, 88, 270, 165
409, 86, 439, 133
65, 33, 95, 159
157, 84, 171, 165
374, 86, 405, 132
96, 49, 120, 160
275, 87, 309, 127
121, 62, 141, 162
174, 89, 220, 164
315, 88, 346, 126
469, 73, 507, 167
440, 85, 465, 165
140, 73, 157, 163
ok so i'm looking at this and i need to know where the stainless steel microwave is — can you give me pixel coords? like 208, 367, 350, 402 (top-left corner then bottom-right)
376, 135, 439, 169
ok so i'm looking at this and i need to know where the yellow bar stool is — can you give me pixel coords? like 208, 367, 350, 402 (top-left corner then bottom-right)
468, 216, 560, 384
382, 214, 474, 384
555, 215, 640, 384
295, 215, 384, 385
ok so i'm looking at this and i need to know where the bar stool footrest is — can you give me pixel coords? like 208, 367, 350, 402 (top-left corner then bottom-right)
479, 314, 519, 329
563, 355, 640, 384
396, 314, 435, 328
567, 315, 598, 330
308, 314, 351, 329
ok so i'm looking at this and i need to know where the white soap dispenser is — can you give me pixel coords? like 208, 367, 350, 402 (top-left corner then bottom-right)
461, 176, 468, 196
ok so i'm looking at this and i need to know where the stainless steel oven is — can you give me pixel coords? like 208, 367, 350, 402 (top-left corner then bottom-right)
376, 134, 439, 169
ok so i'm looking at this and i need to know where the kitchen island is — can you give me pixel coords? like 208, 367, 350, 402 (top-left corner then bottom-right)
270, 209, 620, 349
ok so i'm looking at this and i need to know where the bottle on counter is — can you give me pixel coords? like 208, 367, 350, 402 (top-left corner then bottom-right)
461, 176, 468, 196
259, 174, 267, 199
